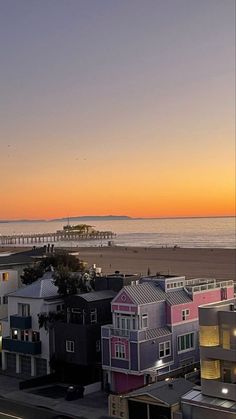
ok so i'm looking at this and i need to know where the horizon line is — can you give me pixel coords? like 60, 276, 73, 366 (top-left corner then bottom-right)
0, 214, 235, 223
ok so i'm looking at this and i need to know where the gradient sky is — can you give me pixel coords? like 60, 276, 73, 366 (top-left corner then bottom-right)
0, 0, 235, 219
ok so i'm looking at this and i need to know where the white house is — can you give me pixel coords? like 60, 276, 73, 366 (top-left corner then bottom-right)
1, 272, 63, 377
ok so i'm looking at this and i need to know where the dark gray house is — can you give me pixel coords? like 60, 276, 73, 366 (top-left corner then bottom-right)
95, 272, 140, 292
54, 289, 116, 384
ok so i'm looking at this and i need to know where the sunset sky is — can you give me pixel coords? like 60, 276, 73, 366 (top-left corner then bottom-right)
0, 0, 235, 220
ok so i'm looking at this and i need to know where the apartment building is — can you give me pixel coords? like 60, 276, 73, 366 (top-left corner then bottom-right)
102, 275, 234, 393
177, 299, 236, 418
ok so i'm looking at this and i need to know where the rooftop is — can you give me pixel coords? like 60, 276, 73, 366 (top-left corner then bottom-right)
123, 282, 166, 305
125, 378, 195, 406
76, 290, 116, 302
8, 272, 60, 299
0, 248, 46, 267
182, 387, 236, 413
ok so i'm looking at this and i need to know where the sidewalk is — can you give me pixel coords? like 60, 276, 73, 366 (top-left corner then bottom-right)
0, 375, 110, 419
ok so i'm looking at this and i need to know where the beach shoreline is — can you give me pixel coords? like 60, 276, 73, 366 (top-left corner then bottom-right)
1, 245, 235, 280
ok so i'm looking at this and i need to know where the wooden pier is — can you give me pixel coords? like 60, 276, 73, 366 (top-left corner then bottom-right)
0, 230, 116, 246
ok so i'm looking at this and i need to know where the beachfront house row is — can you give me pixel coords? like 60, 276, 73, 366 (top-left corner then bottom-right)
101, 275, 234, 393
1, 272, 63, 377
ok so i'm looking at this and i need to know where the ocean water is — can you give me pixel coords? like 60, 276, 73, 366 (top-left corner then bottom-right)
0, 217, 235, 249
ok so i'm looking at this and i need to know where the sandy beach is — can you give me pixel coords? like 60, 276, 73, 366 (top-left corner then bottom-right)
0, 246, 235, 280
77, 247, 236, 280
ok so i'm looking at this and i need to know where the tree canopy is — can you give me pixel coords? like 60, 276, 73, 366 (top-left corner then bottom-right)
20, 251, 84, 286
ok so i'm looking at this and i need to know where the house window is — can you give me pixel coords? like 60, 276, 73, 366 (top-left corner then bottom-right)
2, 272, 9, 281
32, 331, 40, 342
159, 341, 171, 358
56, 305, 61, 311
18, 303, 30, 316
71, 308, 84, 324
182, 309, 190, 321
3, 296, 8, 304
142, 314, 148, 329
12, 329, 18, 340
71, 308, 81, 313
90, 309, 97, 324
21, 330, 29, 342
115, 343, 125, 359
178, 333, 194, 352
66, 340, 75, 353
115, 314, 135, 330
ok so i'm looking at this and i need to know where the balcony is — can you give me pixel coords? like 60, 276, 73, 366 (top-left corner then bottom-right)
110, 328, 130, 338
2, 337, 41, 355
10, 315, 32, 330
201, 346, 236, 362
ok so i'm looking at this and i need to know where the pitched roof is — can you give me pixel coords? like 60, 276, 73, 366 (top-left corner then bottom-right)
126, 378, 194, 406
166, 290, 192, 305
0, 248, 45, 267
78, 290, 116, 302
123, 283, 166, 305
8, 272, 59, 299
145, 327, 172, 340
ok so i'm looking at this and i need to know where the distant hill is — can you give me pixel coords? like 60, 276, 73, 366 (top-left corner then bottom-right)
0, 215, 133, 223
52, 215, 132, 221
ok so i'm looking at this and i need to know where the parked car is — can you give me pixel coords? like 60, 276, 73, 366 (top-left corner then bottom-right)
65, 384, 84, 401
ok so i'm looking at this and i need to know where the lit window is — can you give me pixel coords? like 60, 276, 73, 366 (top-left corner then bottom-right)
115, 343, 125, 359
2, 272, 9, 281
159, 341, 171, 358
199, 326, 219, 347
182, 309, 190, 321
201, 360, 220, 379
222, 328, 230, 349
66, 340, 75, 353
178, 333, 194, 352
12, 329, 18, 339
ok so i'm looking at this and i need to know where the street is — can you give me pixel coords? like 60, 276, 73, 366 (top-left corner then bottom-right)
0, 398, 72, 419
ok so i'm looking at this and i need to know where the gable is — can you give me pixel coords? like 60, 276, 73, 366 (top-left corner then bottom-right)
112, 290, 135, 305
128, 394, 169, 406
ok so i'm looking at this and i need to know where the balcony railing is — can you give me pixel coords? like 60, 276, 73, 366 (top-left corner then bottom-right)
186, 280, 234, 294
110, 328, 130, 337
10, 315, 32, 330
2, 337, 41, 355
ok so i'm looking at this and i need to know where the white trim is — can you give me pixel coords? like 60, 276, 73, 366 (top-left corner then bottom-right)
159, 340, 171, 358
